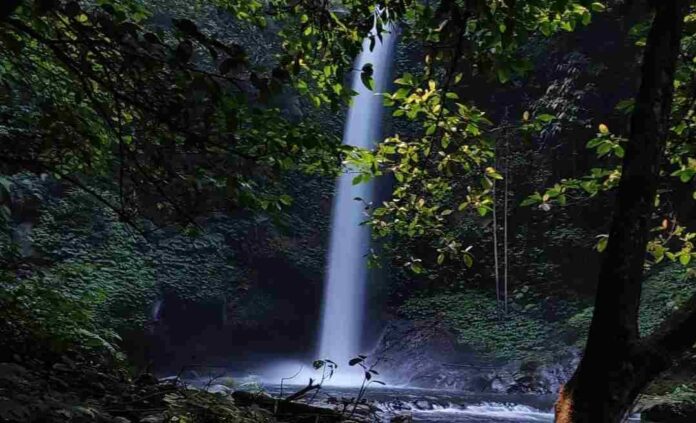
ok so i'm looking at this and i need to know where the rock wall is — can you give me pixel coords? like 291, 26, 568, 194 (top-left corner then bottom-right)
374, 320, 580, 394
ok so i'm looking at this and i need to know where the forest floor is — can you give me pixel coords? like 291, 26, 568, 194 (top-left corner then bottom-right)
0, 350, 356, 423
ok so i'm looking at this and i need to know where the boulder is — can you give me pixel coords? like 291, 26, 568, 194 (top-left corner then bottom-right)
413, 400, 432, 410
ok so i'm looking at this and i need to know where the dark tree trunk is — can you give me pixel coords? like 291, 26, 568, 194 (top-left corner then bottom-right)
555, 1, 689, 422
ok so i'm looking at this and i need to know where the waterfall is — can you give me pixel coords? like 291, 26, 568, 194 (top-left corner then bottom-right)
317, 12, 397, 381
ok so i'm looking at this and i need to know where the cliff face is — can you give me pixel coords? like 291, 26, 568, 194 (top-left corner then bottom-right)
373, 320, 580, 394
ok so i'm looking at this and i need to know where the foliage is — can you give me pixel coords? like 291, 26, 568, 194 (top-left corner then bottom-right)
0, 0, 628, 285
161, 389, 273, 423
520, 6, 696, 267
400, 289, 579, 360
402, 263, 696, 361
1, 163, 334, 354
338, 0, 613, 276
665, 384, 696, 404
639, 263, 696, 337
566, 263, 696, 342
0, 0, 343, 227
0, 273, 122, 357
27, 181, 158, 333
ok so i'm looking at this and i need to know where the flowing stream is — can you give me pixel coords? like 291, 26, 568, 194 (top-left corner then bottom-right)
316, 12, 397, 379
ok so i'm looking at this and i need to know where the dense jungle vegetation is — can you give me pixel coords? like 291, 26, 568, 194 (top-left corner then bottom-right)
1, 0, 696, 422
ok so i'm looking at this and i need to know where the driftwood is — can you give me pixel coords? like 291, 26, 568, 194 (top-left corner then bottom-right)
285, 381, 321, 402
232, 391, 343, 422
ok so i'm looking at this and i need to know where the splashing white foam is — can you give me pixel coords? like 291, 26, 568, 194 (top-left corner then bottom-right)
409, 402, 554, 421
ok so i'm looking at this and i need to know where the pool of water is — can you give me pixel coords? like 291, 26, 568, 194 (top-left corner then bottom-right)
184, 374, 641, 423
259, 384, 556, 422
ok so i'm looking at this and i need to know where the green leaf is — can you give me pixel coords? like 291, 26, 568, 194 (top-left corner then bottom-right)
536, 114, 555, 123
361, 63, 375, 91
591, 2, 606, 12
520, 193, 542, 207
615, 99, 635, 114
586, 138, 603, 149
673, 121, 688, 135
596, 236, 608, 252
393, 88, 410, 99
597, 143, 612, 157
680, 254, 691, 266
539, 21, 553, 36
497, 67, 511, 84
279, 194, 293, 206
463, 254, 473, 268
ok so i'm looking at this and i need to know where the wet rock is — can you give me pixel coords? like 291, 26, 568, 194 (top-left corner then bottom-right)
207, 384, 232, 395
469, 375, 493, 392
383, 399, 411, 411
490, 375, 511, 392
413, 400, 433, 410
0, 363, 29, 379
135, 373, 159, 386
390, 415, 413, 423
139, 415, 165, 423
642, 402, 696, 422
374, 319, 580, 394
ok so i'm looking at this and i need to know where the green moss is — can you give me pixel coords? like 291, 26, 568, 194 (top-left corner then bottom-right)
30, 187, 158, 333
639, 263, 696, 337
5, 169, 332, 347
400, 263, 696, 361
400, 290, 576, 360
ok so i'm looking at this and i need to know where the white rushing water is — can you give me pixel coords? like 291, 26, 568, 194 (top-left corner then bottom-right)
316, 10, 397, 383
407, 402, 554, 422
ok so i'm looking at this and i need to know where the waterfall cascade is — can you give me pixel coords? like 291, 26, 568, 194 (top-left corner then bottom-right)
316, 12, 397, 383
